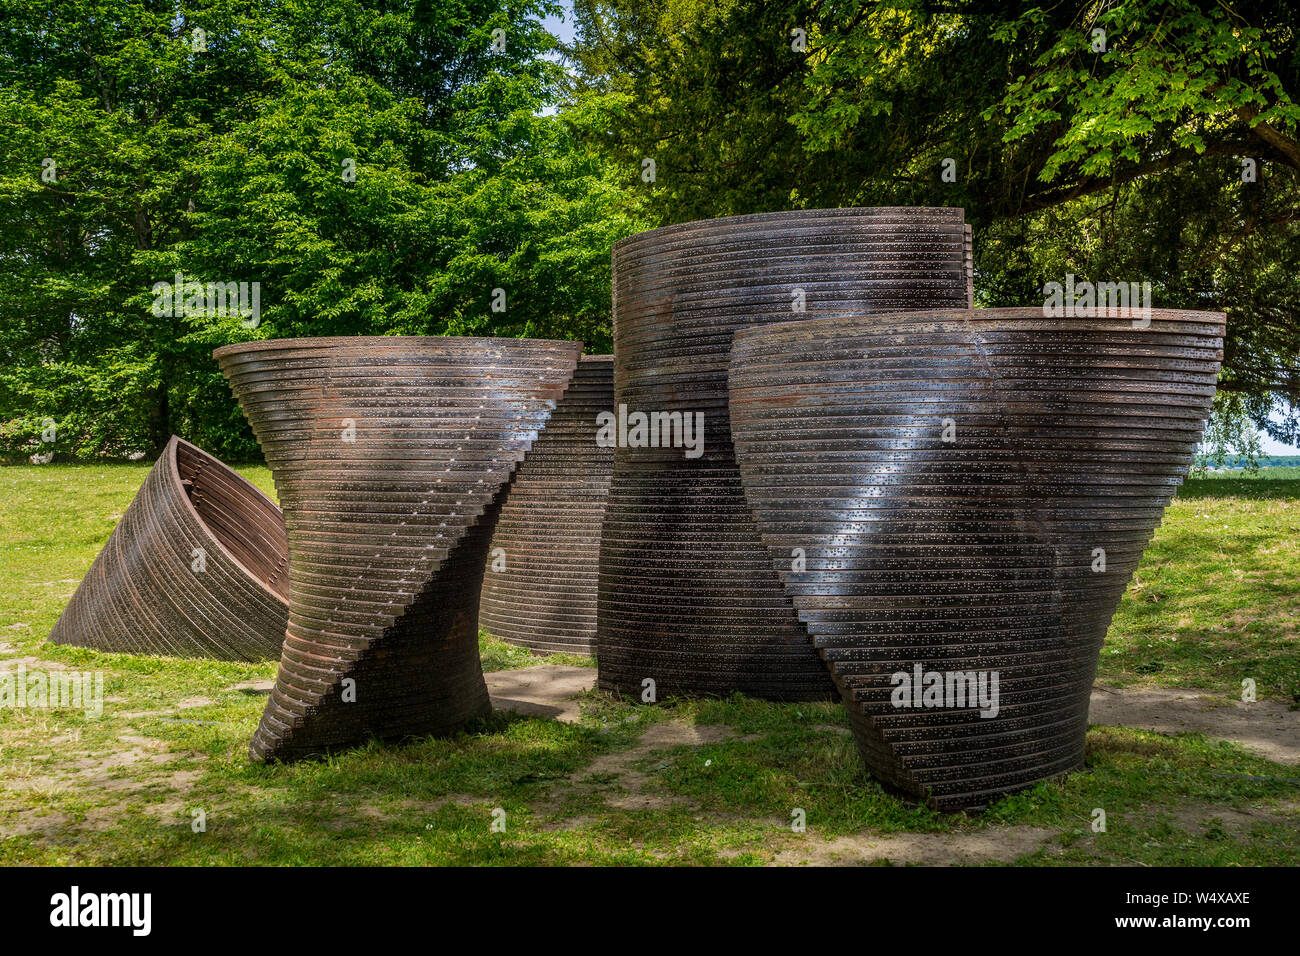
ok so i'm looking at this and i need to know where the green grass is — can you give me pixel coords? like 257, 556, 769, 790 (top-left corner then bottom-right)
478, 632, 595, 672
1101, 477, 1300, 704
1, 463, 1296, 865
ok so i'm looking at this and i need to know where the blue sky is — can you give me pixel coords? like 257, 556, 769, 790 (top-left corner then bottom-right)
542, 2, 576, 46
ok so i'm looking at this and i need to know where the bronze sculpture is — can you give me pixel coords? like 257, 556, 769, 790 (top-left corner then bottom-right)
49, 435, 289, 661
728, 307, 1225, 808
214, 336, 580, 761
479, 354, 614, 655
598, 208, 973, 701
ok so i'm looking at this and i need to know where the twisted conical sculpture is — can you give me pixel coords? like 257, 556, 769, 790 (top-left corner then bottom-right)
728, 308, 1224, 809
598, 207, 972, 701
214, 337, 580, 761
479, 354, 614, 655
49, 435, 289, 661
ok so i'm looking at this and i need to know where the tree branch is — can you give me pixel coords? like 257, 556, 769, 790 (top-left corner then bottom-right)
1010, 139, 1256, 215
1240, 105, 1300, 171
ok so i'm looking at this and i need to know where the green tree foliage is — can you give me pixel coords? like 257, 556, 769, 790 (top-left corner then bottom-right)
0, 0, 643, 461
570, 0, 1300, 443
1193, 391, 1264, 474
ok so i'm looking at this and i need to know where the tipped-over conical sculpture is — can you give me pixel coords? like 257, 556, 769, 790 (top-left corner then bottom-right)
48, 435, 289, 661
598, 207, 972, 701
728, 307, 1224, 809
479, 354, 614, 655
214, 337, 580, 761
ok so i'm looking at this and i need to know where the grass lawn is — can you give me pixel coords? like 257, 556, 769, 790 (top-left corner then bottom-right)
0, 462, 1296, 865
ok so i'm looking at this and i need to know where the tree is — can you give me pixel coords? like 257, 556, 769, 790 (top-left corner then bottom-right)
569, 0, 1300, 443
1194, 392, 1264, 474
0, 0, 643, 461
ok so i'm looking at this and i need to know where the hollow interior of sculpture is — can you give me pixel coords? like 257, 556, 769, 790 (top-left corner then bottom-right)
175, 440, 290, 601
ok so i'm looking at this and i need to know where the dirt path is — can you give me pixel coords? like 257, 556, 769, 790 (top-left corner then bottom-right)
770, 826, 1059, 866
480, 663, 1299, 865
1089, 684, 1300, 764
486, 665, 595, 722
484, 664, 1299, 764
7, 655, 1294, 861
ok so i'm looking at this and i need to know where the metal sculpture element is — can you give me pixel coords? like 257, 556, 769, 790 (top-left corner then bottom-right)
214, 337, 581, 762
598, 207, 973, 701
479, 354, 614, 655
964, 224, 974, 308
49, 436, 289, 661
728, 307, 1225, 809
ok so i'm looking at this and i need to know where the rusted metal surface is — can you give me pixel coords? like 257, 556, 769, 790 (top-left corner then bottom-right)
479, 354, 614, 655
598, 207, 972, 701
214, 337, 580, 762
964, 224, 974, 309
49, 435, 289, 661
728, 307, 1225, 809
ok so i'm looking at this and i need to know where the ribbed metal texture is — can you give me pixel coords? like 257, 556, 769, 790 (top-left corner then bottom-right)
214, 337, 580, 762
598, 207, 972, 701
479, 354, 614, 655
728, 307, 1225, 809
964, 224, 974, 309
48, 436, 289, 661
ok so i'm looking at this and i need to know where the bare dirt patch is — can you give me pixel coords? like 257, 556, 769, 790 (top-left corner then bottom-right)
480, 665, 1299, 769
591, 722, 738, 811
8, 740, 183, 794
1166, 799, 1300, 833
485, 665, 595, 723
771, 826, 1059, 866
1090, 685, 1300, 764
1, 750, 206, 839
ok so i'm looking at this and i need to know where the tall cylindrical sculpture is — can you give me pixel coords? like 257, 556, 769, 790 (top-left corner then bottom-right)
479, 354, 614, 655
728, 307, 1225, 808
214, 337, 580, 762
598, 208, 972, 701
49, 435, 289, 661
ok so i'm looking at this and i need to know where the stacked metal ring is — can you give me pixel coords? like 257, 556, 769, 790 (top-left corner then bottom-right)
728, 307, 1224, 808
49, 435, 289, 661
479, 354, 614, 655
598, 208, 972, 701
964, 224, 974, 308
214, 337, 580, 761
